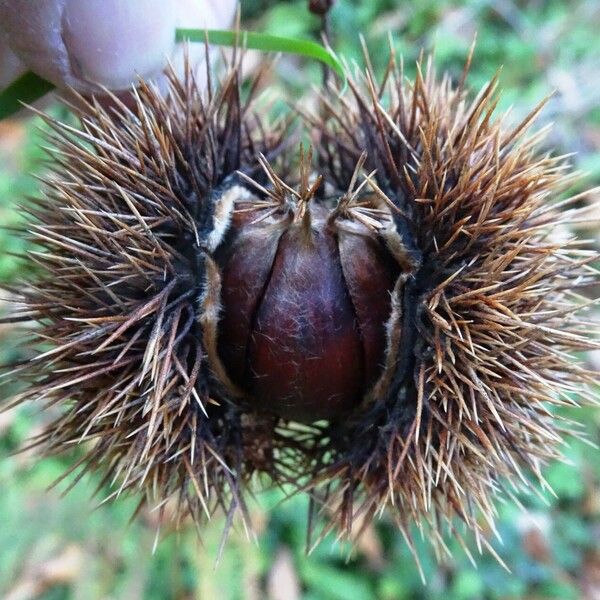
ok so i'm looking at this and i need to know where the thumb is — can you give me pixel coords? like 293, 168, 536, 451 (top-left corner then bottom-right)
0, 0, 237, 93
62, 0, 179, 90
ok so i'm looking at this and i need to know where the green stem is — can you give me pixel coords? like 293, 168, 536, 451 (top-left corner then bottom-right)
177, 28, 345, 83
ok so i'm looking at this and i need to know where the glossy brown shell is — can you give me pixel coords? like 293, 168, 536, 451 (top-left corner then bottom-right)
216, 199, 399, 422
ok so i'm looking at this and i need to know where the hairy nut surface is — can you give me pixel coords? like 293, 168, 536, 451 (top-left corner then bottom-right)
216, 190, 399, 421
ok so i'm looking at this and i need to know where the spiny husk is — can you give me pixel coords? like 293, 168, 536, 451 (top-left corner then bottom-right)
300, 50, 600, 568
1, 46, 598, 570
1, 58, 296, 531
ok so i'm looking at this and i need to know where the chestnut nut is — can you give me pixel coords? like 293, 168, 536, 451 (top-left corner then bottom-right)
214, 185, 399, 422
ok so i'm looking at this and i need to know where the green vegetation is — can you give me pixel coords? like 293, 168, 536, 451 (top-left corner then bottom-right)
1, 1, 599, 598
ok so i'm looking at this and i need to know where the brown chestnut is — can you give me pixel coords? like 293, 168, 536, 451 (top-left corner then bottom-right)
215, 186, 399, 422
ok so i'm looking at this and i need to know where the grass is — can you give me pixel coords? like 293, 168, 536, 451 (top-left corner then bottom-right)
1, 1, 599, 598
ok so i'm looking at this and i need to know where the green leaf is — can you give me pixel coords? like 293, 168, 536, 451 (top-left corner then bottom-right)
0, 71, 55, 121
451, 570, 485, 600
176, 28, 346, 84
300, 562, 375, 600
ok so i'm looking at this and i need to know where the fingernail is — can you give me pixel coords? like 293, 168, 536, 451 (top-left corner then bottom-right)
63, 0, 177, 89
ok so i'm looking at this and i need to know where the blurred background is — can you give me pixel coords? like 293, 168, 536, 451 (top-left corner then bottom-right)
1, 1, 600, 598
